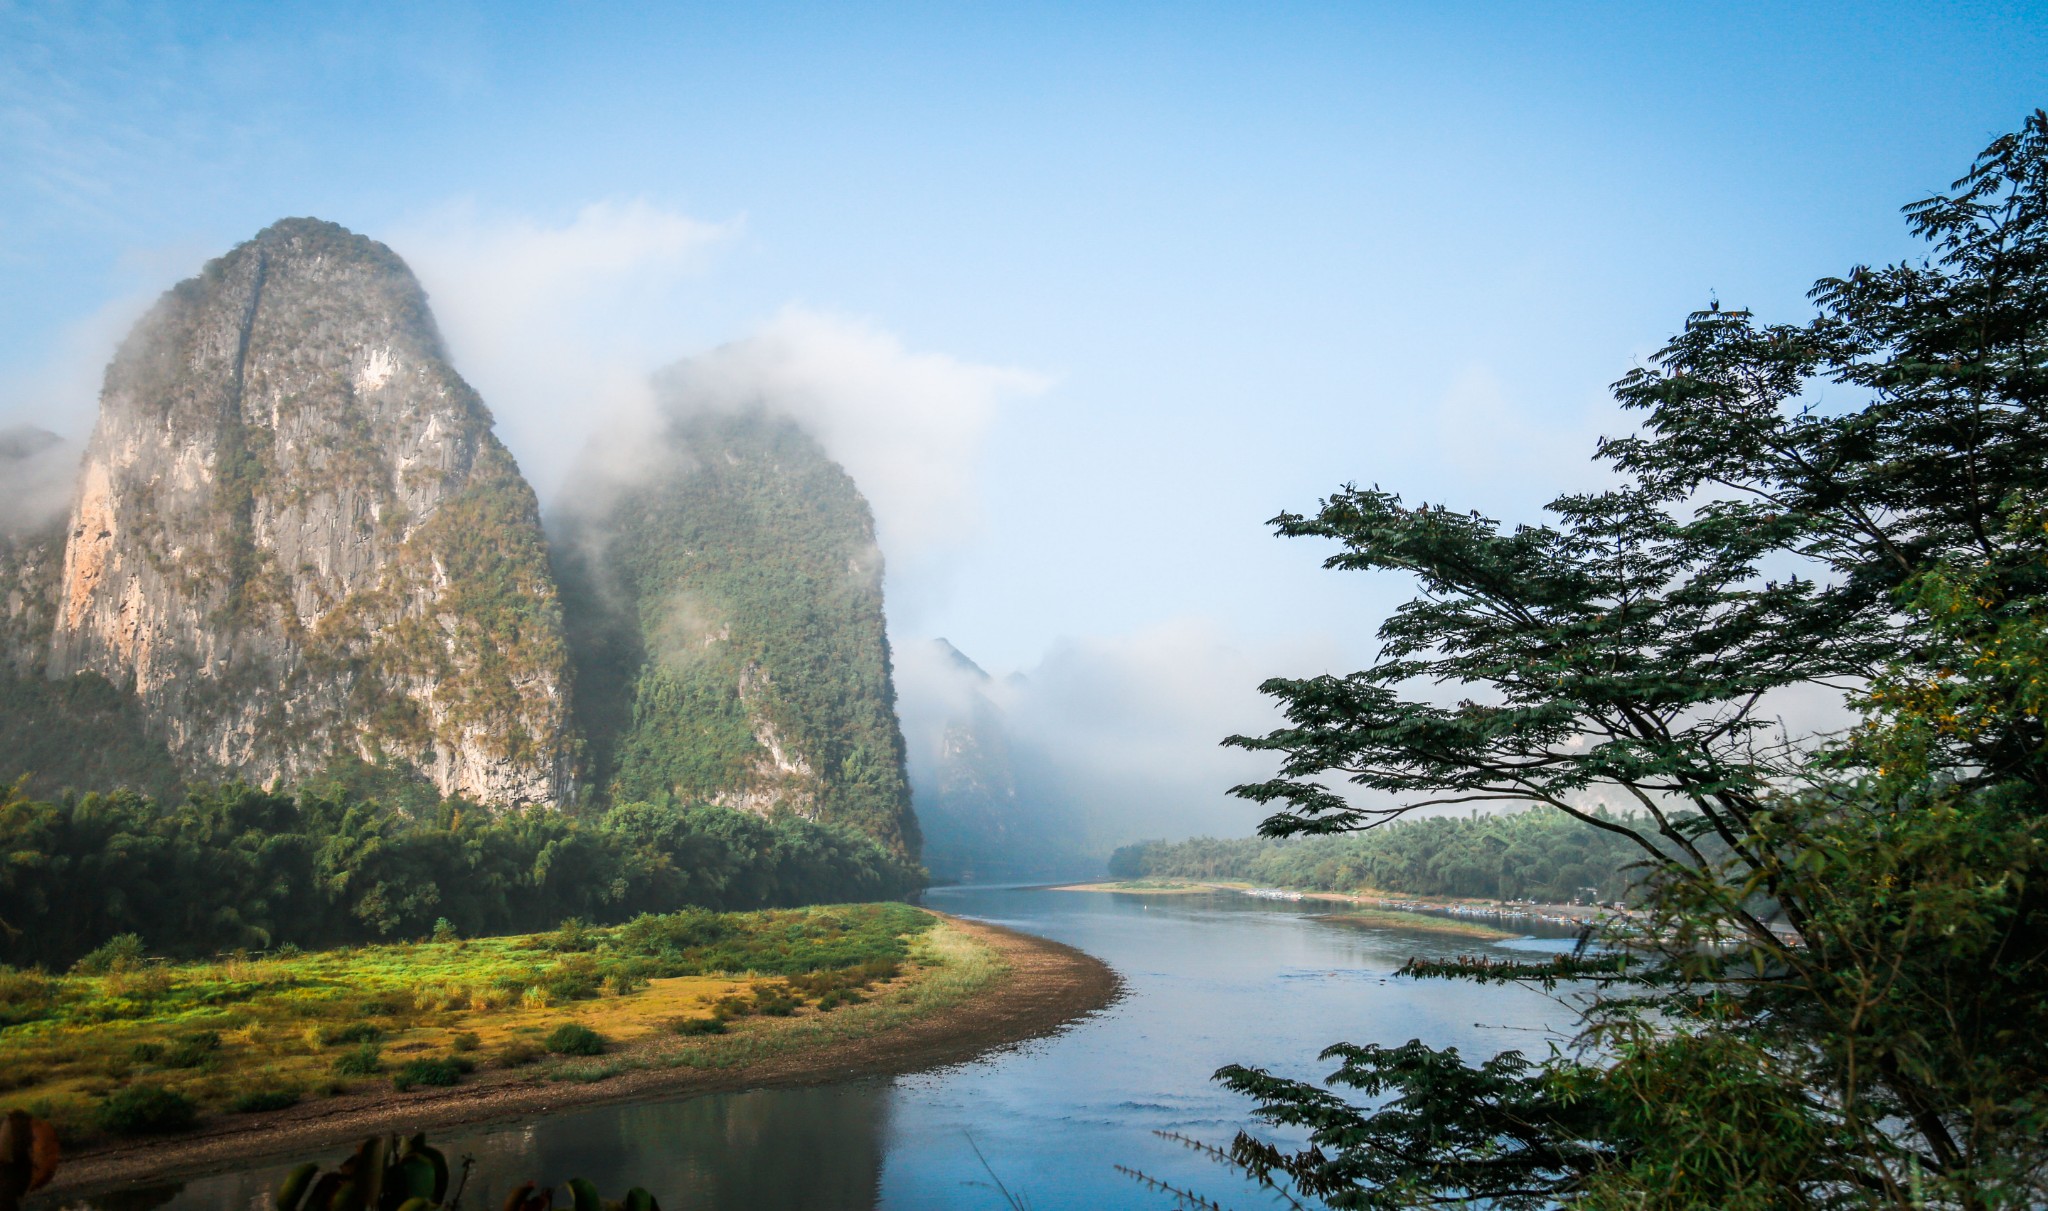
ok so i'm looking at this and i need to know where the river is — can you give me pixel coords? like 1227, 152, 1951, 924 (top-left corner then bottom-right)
91, 886, 1580, 1210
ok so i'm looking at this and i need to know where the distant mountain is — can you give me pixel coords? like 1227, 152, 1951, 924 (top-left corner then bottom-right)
1, 219, 573, 803
913, 638, 1088, 883
552, 407, 921, 859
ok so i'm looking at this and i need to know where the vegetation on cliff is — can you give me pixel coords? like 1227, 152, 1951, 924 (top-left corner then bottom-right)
554, 407, 919, 858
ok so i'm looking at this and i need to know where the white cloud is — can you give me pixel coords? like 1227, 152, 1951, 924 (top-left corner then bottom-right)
651, 308, 1049, 556
388, 199, 741, 499
0, 284, 158, 443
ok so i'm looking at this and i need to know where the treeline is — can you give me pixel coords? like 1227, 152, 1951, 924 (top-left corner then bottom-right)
0, 781, 923, 971
1109, 809, 1659, 903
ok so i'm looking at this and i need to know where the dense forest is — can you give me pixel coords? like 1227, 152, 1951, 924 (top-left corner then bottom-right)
553, 407, 919, 857
0, 771, 921, 971
1110, 809, 1653, 903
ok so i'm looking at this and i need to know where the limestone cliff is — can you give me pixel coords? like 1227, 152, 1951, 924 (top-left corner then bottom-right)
41, 218, 571, 805
552, 407, 920, 858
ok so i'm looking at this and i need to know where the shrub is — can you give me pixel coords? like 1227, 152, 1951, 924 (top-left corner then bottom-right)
618, 909, 731, 957
496, 1041, 541, 1068
333, 1043, 383, 1076
129, 1042, 163, 1063
229, 1088, 300, 1113
72, 934, 146, 975
544, 1023, 604, 1056
0, 966, 53, 1007
450, 1031, 480, 1053
316, 1022, 384, 1046
275, 942, 302, 958
431, 917, 459, 943
96, 1083, 197, 1135
391, 1057, 469, 1092
546, 917, 597, 952
161, 1031, 221, 1069
541, 955, 602, 1001
104, 965, 172, 1000
672, 1016, 727, 1036
753, 989, 802, 1017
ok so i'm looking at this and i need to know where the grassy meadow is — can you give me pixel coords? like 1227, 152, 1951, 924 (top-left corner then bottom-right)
0, 902, 996, 1145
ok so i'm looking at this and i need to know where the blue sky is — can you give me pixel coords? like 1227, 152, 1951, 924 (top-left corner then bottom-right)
5, 1, 2046, 833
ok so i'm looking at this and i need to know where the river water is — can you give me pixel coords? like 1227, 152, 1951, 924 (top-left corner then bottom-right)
94, 886, 1579, 1210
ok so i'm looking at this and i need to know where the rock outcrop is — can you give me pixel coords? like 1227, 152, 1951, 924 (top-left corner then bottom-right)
39, 219, 572, 805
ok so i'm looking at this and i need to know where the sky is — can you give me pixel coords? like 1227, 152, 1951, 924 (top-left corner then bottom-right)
4, 1, 2046, 838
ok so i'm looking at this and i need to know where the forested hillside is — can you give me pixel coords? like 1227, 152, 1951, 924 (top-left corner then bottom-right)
554, 407, 919, 859
1111, 809, 1653, 903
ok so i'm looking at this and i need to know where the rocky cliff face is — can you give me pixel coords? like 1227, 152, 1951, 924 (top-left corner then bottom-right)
40, 219, 572, 805
553, 406, 920, 858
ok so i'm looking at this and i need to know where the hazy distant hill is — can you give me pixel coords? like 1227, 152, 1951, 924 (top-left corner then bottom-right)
552, 407, 921, 859
912, 638, 1089, 882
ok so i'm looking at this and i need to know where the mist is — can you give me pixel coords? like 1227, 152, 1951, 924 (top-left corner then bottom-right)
0, 426, 77, 538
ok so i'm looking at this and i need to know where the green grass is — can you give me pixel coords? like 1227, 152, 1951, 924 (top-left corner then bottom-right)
0, 902, 943, 1144
1316, 909, 1516, 940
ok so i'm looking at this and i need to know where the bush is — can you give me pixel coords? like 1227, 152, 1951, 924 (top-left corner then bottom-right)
431, 917, 458, 943
541, 955, 602, 1001
161, 1031, 221, 1070
392, 1057, 469, 1092
544, 1023, 604, 1056
72, 934, 146, 975
229, 1088, 300, 1113
672, 1016, 727, 1036
450, 1031, 480, 1052
316, 1022, 384, 1046
333, 1043, 383, 1076
496, 1041, 541, 1068
0, 966, 53, 1007
96, 1083, 197, 1135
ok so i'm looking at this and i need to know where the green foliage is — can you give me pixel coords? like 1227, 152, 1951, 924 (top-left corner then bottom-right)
317, 1023, 385, 1047
1111, 809, 1657, 903
0, 781, 921, 971
69, 934, 146, 975
390, 1057, 469, 1092
554, 408, 921, 858
0, 672, 182, 802
333, 1043, 383, 1077
94, 1083, 195, 1136
543, 1023, 604, 1056
1180, 113, 2048, 1208
229, 1088, 300, 1113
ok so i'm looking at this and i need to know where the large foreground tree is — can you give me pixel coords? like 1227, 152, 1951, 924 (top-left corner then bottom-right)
1186, 113, 2048, 1209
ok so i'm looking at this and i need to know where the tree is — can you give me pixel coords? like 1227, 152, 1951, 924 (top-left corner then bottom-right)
1186, 113, 2048, 1209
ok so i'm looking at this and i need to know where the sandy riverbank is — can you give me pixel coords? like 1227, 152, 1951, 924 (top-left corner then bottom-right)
43, 914, 1120, 1200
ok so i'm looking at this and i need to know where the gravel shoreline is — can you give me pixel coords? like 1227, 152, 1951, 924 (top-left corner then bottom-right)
42, 913, 1121, 1201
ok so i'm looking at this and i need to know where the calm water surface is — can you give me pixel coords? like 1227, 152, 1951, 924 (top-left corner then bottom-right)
96, 887, 1579, 1210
